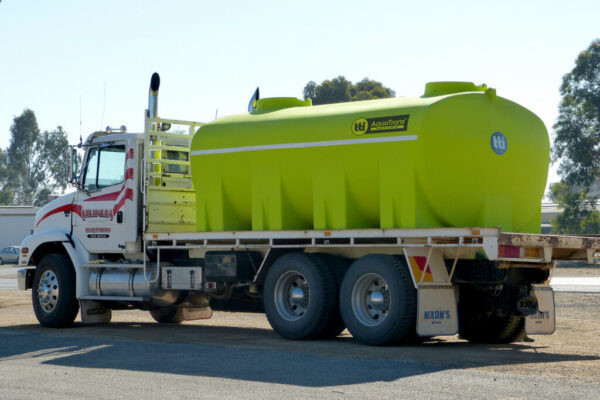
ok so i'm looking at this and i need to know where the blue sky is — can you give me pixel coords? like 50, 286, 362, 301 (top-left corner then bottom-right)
1, 0, 599, 191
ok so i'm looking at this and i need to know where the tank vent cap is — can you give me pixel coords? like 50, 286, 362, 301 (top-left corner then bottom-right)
423, 81, 488, 97
253, 97, 312, 113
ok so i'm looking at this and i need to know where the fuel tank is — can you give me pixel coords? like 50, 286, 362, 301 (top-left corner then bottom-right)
190, 82, 549, 233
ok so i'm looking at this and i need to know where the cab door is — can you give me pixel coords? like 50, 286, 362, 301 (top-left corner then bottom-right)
72, 139, 139, 253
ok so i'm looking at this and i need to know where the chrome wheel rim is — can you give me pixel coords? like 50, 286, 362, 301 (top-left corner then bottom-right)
273, 270, 310, 321
36, 270, 59, 313
351, 273, 390, 327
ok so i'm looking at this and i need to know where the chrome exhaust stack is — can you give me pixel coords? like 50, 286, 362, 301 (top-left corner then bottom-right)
148, 72, 160, 118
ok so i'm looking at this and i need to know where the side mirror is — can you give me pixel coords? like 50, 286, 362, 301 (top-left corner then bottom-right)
68, 147, 78, 184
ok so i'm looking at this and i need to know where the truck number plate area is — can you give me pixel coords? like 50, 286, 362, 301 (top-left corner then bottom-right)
161, 267, 203, 290
525, 285, 555, 334
416, 286, 458, 337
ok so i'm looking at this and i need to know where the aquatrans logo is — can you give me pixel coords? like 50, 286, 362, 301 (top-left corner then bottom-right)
352, 114, 409, 136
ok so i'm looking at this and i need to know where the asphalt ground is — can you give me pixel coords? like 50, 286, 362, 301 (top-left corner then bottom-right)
0, 264, 599, 399
0, 326, 598, 400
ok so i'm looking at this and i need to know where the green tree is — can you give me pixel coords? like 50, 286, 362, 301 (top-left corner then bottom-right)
0, 148, 13, 205
4, 109, 69, 206
549, 182, 600, 234
351, 78, 395, 101
550, 39, 600, 234
303, 76, 394, 105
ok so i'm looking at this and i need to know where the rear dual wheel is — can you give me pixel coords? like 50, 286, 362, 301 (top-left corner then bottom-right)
150, 307, 184, 324
340, 255, 417, 346
458, 285, 526, 344
263, 252, 345, 340
264, 252, 418, 346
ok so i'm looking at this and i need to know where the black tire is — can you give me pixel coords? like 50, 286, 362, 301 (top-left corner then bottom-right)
150, 307, 184, 324
313, 254, 350, 338
458, 312, 525, 344
458, 285, 526, 344
0, 257, 4, 265
263, 252, 337, 340
32, 253, 79, 328
340, 254, 417, 346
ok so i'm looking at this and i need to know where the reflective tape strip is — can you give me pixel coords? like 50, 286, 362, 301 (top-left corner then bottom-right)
190, 135, 418, 156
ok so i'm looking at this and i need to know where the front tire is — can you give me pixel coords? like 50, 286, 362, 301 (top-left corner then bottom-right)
32, 254, 79, 328
263, 252, 337, 340
340, 255, 417, 346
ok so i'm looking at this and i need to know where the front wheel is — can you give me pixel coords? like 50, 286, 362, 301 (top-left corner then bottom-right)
340, 255, 417, 346
32, 254, 79, 328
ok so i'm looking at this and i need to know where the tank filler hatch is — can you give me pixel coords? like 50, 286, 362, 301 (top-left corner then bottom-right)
250, 97, 312, 113
422, 81, 488, 97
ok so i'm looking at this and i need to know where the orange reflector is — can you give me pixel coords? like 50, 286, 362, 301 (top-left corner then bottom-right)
524, 247, 542, 258
21, 247, 28, 254
153, 234, 158, 239
471, 229, 480, 235
324, 232, 331, 237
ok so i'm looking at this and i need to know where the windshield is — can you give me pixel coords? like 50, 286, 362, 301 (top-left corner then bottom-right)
82, 145, 126, 191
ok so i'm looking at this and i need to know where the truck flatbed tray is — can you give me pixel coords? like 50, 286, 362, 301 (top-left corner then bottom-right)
143, 228, 600, 264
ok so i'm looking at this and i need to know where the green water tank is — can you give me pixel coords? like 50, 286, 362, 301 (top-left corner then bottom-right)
190, 82, 549, 233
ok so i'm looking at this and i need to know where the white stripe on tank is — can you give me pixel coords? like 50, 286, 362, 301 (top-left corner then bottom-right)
190, 135, 418, 156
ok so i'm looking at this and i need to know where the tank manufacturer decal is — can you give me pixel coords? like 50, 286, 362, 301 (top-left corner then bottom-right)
352, 114, 409, 136
191, 135, 417, 156
491, 131, 508, 155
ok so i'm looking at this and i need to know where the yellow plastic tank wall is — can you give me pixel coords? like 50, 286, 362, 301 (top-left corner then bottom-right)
190, 82, 550, 233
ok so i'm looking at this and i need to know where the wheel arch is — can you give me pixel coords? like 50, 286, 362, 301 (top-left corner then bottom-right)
21, 229, 86, 296
29, 242, 72, 267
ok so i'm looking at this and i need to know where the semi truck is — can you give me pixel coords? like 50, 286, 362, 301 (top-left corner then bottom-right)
17, 73, 600, 346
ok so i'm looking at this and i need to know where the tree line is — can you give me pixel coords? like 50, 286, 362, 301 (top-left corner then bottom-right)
0, 109, 68, 206
550, 39, 600, 234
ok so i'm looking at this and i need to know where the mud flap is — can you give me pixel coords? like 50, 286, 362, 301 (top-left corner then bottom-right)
525, 285, 555, 334
80, 300, 112, 324
416, 285, 459, 336
182, 306, 213, 321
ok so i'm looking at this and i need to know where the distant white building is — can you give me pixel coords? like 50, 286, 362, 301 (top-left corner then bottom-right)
541, 202, 561, 234
0, 207, 38, 249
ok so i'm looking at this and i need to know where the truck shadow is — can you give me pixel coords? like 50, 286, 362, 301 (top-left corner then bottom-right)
0, 323, 598, 387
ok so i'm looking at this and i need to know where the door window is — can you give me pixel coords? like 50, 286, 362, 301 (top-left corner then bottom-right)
82, 145, 126, 191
